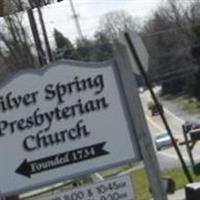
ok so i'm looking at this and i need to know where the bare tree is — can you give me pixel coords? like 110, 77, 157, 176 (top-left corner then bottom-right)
98, 10, 139, 42
141, 0, 195, 95
0, 12, 35, 77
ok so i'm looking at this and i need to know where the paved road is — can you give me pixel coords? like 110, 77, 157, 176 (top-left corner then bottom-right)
140, 88, 200, 170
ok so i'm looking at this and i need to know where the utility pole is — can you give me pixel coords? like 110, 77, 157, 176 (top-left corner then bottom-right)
27, 8, 47, 67
0, 0, 3, 16
6, 195, 19, 200
37, 6, 54, 62
69, 0, 84, 39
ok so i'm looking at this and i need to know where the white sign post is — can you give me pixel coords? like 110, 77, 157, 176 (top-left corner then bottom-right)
114, 46, 168, 200
0, 60, 140, 196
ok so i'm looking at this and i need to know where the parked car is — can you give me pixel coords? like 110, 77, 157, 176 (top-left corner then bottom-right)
148, 101, 164, 116
154, 132, 178, 151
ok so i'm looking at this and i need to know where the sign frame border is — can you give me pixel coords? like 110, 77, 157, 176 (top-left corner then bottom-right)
0, 59, 141, 196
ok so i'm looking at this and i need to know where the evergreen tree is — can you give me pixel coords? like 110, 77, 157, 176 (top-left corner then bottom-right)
75, 38, 94, 61
53, 29, 78, 59
93, 32, 112, 61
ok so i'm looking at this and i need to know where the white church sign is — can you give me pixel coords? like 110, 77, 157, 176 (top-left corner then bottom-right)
0, 60, 140, 195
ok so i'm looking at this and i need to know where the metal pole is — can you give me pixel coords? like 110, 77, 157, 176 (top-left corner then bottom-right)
0, 0, 3, 16
37, 6, 54, 62
183, 130, 195, 167
27, 9, 47, 67
0, 191, 5, 200
5, 195, 19, 200
124, 32, 193, 183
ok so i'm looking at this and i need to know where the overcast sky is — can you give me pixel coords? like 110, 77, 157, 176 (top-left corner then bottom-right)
37, 0, 162, 43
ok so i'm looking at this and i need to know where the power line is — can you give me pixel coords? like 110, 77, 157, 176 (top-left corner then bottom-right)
150, 67, 196, 80
44, 18, 98, 25
50, 41, 197, 84
151, 71, 195, 84
43, 18, 200, 43
141, 22, 200, 38
37, 27, 96, 40
37, 1, 200, 42
146, 42, 200, 59
37, 7, 53, 62
43, 33, 200, 60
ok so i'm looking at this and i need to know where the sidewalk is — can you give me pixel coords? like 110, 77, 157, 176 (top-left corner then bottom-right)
150, 188, 185, 200
168, 188, 185, 200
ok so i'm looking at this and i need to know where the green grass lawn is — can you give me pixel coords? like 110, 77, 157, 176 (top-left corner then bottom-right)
131, 168, 150, 200
99, 164, 131, 177
100, 165, 200, 200
131, 167, 200, 200
23, 165, 200, 200
164, 94, 200, 114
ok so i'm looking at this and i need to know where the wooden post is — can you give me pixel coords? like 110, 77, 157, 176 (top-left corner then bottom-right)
0, 0, 3, 16
37, 6, 54, 63
183, 130, 195, 167
114, 47, 168, 200
6, 195, 19, 200
27, 9, 47, 67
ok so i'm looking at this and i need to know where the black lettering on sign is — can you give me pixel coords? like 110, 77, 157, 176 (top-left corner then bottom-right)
0, 97, 109, 137
44, 74, 105, 104
0, 91, 39, 113
23, 120, 90, 152
15, 142, 109, 178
